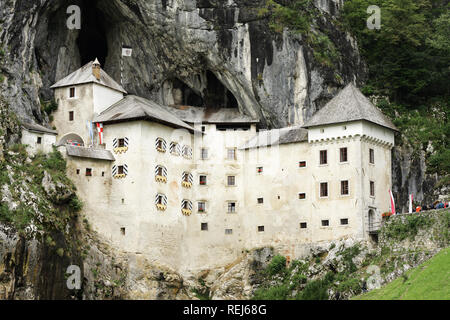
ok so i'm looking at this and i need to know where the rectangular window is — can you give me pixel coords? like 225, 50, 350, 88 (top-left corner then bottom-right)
258, 226, 265, 232
227, 176, 236, 186
69, 87, 75, 98
321, 220, 330, 227
257, 198, 264, 204
199, 175, 207, 185
341, 218, 349, 225
118, 138, 125, 147
369, 149, 375, 164
320, 150, 327, 165
225, 229, 233, 235
340, 147, 348, 162
201, 223, 208, 231
228, 202, 236, 213
341, 180, 349, 195
120, 227, 126, 236
118, 166, 124, 175
69, 111, 74, 121
370, 181, 375, 197
300, 222, 307, 229
299, 161, 307, 168
201, 148, 208, 159
257, 167, 263, 174
198, 202, 206, 213
320, 182, 328, 198
201, 126, 206, 132
102, 172, 105, 177
227, 148, 236, 160
299, 193, 306, 200
76, 169, 80, 175
37, 137, 42, 144
85, 168, 92, 177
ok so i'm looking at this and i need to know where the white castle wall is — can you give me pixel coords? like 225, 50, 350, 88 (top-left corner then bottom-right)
53, 80, 395, 276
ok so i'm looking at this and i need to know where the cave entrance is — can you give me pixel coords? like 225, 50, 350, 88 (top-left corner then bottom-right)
76, 0, 108, 66
204, 71, 238, 109
172, 79, 204, 107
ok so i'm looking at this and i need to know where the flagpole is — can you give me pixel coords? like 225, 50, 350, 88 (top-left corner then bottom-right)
121, 42, 124, 87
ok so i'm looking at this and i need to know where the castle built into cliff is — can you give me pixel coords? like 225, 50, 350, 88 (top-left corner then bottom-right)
22, 60, 398, 274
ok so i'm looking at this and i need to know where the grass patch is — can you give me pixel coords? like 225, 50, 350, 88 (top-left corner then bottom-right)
354, 247, 450, 300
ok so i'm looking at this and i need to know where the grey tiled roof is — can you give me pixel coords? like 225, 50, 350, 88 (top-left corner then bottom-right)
239, 126, 308, 150
22, 122, 57, 135
93, 95, 197, 133
302, 83, 398, 131
66, 145, 115, 161
167, 105, 259, 124
50, 61, 127, 94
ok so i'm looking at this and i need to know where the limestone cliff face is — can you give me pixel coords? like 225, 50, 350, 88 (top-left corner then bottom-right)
1, 0, 365, 127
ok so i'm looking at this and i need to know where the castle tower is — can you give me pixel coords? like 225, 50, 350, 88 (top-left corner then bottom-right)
50, 59, 126, 147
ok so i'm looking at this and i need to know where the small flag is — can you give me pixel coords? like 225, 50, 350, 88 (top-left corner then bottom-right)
96, 123, 104, 145
409, 194, 414, 213
122, 46, 132, 57
86, 121, 94, 145
389, 189, 396, 215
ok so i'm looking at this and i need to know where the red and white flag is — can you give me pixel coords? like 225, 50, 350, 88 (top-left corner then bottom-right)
96, 123, 104, 145
409, 194, 414, 213
389, 189, 396, 215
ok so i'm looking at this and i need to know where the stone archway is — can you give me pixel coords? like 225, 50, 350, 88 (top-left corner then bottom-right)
58, 133, 85, 147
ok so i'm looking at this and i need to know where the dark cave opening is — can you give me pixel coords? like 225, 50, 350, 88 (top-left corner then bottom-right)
76, 0, 108, 66
204, 71, 238, 109
172, 79, 204, 107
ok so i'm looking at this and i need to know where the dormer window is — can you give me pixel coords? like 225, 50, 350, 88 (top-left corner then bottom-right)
69, 87, 76, 98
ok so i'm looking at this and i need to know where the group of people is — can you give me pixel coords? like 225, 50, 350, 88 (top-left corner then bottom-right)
416, 200, 449, 212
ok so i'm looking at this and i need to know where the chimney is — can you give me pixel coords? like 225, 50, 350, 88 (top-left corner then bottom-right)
92, 58, 101, 81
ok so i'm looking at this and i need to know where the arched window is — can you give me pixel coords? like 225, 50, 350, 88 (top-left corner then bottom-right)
155, 165, 168, 183
181, 199, 193, 216
182, 145, 193, 159
58, 133, 85, 147
182, 172, 193, 188
155, 194, 168, 211
156, 138, 167, 153
170, 142, 181, 156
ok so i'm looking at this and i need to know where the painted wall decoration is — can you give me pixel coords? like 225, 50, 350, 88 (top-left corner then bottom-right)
182, 172, 193, 188
155, 193, 168, 211
113, 137, 129, 154
112, 164, 128, 179
155, 165, 168, 183
156, 138, 167, 153
181, 199, 193, 216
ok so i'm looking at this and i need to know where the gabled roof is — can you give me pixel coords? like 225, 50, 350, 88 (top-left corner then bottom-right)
239, 126, 308, 150
302, 83, 398, 131
66, 145, 115, 161
50, 61, 127, 94
93, 95, 197, 133
22, 122, 57, 135
167, 105, 259, 124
